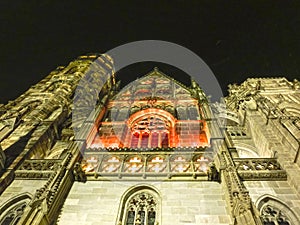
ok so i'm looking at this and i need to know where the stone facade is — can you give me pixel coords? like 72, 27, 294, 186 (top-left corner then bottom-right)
0, 54, 299, 225
58, 181, 231, 225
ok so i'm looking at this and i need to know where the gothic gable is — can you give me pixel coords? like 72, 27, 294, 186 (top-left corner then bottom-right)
114, 68, 192, 101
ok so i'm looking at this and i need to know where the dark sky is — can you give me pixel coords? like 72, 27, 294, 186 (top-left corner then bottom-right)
0, 1, 299, 103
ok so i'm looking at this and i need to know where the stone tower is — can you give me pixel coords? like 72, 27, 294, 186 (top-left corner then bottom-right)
0, 54, 299, 225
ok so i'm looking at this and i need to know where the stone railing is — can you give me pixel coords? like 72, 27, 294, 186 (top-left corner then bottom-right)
81, 152, 215, 181
15, 159, 62, 179
85, 146, 209, 152
234, 158, 287, 181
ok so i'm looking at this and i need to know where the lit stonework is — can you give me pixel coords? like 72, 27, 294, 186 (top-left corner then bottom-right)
0, 54, 299, 225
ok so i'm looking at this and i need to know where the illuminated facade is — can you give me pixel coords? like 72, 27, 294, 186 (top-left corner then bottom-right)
0, 54, 300, 225
82, 68, 211, 179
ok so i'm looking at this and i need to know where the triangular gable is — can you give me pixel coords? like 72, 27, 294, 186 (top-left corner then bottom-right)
114, 68, 193, 101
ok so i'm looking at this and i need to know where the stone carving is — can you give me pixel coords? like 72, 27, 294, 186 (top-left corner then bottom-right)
0, 201, 28, 224
220, 151, 263, 224
261, 205, 290, 225
15, 159, 61, 179
23, 152, 73, 225
1, 52, 299, 225
73, 162, 86, 182
207, 162, 219, 181
234, 158, 287, 181
81, 152, 212, 180
235, 159, 281, 171
126, 192, 157, 225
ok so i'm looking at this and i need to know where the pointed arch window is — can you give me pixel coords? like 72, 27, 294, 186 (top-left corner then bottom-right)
257, 195, 299, 225
261, 205, 290, 225
126, 109, 176, 149
129, 115, 171, 148
117, 186, 160, 225
0, 194, 31, 225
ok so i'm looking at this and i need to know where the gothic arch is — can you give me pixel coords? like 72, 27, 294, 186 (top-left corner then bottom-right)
116, 185, 161, 225
256, 194, 299, 225
279, 103, 300, 117
126, 108, 176, 148
215, 109, 240, 125
127, 108, 176, 128
0, 193, 32, 225
233, 143, 260, 158
46, 142, 68, 159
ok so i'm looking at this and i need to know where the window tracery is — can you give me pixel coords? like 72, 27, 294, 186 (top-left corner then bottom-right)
119, 187, 160, 225
261, 205, 290, 225
129, 114, 172, 148
0, 202, 27, 225
0, 194, 31, 225
257, 196, 299, 225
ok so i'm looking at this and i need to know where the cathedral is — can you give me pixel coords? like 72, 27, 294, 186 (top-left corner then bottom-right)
0, 53, 299, 225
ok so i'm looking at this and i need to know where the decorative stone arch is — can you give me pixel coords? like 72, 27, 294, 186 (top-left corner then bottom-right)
123, 155, 145, 173
256, 194, 299, 225
99, 155, 122, 173
0, 193, 32, 225
215, 109, 240, 126
116, 184, 161, 225
279, 103, 300, 117
46, 141, 69, 159
126, 108, 176, 148
146, 155, 167, 173
127, 108, 176, 128
233, 143, 260, 158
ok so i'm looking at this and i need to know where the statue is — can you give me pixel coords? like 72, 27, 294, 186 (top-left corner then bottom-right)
73, 162, 86, 182
207, 162, 219, 181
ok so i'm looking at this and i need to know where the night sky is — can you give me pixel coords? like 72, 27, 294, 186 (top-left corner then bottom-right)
0, 1, 299, 103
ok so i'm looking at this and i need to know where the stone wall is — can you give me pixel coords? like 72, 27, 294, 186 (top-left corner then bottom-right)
244, 180, 300, 222
58, 181, 232, 225
0, 179, 46, 206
